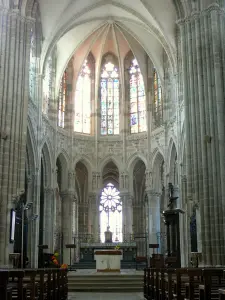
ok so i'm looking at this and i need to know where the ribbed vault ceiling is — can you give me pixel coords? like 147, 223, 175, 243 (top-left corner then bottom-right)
39, 0, 178, 80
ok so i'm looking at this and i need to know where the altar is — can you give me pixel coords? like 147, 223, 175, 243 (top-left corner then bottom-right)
79, 242, 137, 264
95, 249, 122, 272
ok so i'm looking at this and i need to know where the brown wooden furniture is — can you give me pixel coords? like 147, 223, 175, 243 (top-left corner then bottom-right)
0, 268, 68, 300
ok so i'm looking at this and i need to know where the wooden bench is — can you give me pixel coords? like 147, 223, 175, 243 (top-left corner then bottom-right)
144, 267, 225, 300
0, 268, 68, 300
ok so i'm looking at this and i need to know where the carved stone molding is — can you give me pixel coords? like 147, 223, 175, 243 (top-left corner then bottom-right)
145, 170, 153, 189
120, 172, 129, 190
92, 172, 101, 190
146, 189, 161, 199
60, 190, 77, 202
44, 187, 54, 196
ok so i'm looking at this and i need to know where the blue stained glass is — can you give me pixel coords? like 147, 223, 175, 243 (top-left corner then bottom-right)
131, 113, 137, 125
100, 60, 119, 135
129, 58, 146, 133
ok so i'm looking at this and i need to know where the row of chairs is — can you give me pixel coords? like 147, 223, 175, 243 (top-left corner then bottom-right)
0, 268, 68, 300
144, 267, 225, 300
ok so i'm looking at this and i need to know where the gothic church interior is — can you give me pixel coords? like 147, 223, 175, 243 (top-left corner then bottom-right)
1, 0, 225, 274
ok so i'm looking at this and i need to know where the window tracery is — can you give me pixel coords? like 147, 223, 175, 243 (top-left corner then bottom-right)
74, 60, 91, 134
101, 60, 120, 135
99, 183, 122, 242
129, 58, 146, 133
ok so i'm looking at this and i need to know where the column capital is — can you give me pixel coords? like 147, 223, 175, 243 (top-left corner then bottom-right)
60, 190, 77, 202
181, 175, 187, 183
44, 187, 54, 196
146, 189, 161, 198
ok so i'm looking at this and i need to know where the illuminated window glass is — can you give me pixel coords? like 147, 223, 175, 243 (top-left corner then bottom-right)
99, 183, 122, 242
129, 58, 146, 133
154, 68, 163, 124
74, 60, 91, 134
58, 71, 67, 128
101, 62, 119, 135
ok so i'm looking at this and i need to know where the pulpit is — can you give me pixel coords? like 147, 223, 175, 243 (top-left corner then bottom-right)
94, 250, 122, 272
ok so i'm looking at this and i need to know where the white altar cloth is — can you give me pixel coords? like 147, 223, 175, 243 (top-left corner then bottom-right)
94, 250, 122, 272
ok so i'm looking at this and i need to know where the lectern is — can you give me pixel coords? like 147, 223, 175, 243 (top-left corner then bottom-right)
65, 244, 76, 270
163, 183, 184, 268
163, 209, 184, 267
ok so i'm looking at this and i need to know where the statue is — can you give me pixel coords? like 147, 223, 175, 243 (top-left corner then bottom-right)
167, 183, 178, 209
104, 226, 112, 243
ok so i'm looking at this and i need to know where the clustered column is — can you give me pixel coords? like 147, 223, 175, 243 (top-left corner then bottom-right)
146, 190, 161, 254
179, 4, 225, 265
121, 193, 133, 240
61, 191, 74, 265
0, 8, 32, 266
43, 187, 54, 252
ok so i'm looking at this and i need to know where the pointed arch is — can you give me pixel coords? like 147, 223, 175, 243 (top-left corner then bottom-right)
56, 153, 69, 192
99, 155, 121, 174
102, 161, 119, 189
100, 52, 120, 135
125, 51, 147, 133
127, 153, 147, 174
74, 52, 95, 133
41, 143, 52, 188
152, 151, 165, 194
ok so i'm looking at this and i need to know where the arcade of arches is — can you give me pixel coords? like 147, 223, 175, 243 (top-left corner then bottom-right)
0, 0, 225, 269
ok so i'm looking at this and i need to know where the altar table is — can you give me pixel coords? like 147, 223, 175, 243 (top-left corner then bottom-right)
94, 250, 122, 272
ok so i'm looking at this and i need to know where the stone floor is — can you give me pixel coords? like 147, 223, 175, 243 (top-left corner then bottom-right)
68, 292, 144, 299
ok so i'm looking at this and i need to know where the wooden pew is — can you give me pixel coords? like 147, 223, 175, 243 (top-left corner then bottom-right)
199, 268, 225, 300
0, 271, 12, 300
8, 270, 25, 300
1, 267, 68, 300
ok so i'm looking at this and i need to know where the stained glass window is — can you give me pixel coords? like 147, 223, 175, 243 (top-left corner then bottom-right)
58, 71, 67, 128
74, 60, 91, 134
42, 58, 52, 115
154, 68, 163, 125
99, 183, 122, 242
129, 58, 146, 133
101, 61, 120, 135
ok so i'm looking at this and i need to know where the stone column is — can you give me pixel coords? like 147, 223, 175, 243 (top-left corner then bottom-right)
146, 190, 161, 254
179, 5, 225, 265
0, 9, 33, 266
88, 193, 99, 242
43, 187, 54, 252
121, 192, 133, 240
61, 191, 75, 265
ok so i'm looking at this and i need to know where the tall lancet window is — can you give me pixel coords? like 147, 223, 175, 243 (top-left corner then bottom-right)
153, 68, 162, 124
101, 60, 119, 135
58, 71, 67, 128
129, 58, 146, 133
74, 60, 91, 134
42, 57, 52, 115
